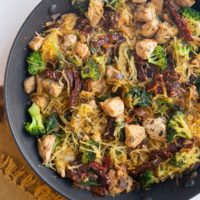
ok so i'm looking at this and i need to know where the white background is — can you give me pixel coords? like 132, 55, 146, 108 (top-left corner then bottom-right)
0, 1, 199, 199
0, 0, 41, 85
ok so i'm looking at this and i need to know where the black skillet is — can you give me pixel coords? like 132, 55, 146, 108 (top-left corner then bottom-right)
4, 0, 200, 200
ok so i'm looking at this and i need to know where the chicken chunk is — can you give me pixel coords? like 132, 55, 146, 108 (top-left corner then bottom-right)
24, 76, 36, 94
88, 0, 104, 27
100, 97, 124, 117
132, 0, 147, 3
42, 78, 63, 98
143, 117, 167, 142
63, 34, 77, 48
135, 3, 157, 22
141, 19, 160, 38
175, 0, 195, 7
155, 22, 178, 44
28, 35, 45, 51
38, 135, 56, 163
125, 124, 146, 148
135, 39, 157, 59
107, 166, 133, 195
91, 79, 107, 95
151, 0, 164, 14
61, 13, 78, 31
75, 42, 90, 59
106, 66, 123, 80
55, 147, 76, 177
32, 94, 49, 109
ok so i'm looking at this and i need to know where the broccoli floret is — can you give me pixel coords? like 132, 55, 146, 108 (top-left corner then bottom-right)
167, 111, 192, 143
81, 140, 99, 164
81, 59, 100, 80
148, 45, 167, 71
45, 114, 59, 133
25, 103, 46, 136
27, 52, 45, 75
180, 8, 200, 39
170, 156, 185, 168
71, 0, 89, 13
180, 7, 200, 21
140, 170, 155, 188
155, 97, 174, 116
126, 86, 152, 108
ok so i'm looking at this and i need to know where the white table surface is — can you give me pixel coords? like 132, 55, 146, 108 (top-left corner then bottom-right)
0, 1, 200, 199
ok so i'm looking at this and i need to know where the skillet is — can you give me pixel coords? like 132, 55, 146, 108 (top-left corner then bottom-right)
4, 0, 200, 199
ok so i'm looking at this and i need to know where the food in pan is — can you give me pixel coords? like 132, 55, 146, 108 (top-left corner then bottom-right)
23, 0, 200, 196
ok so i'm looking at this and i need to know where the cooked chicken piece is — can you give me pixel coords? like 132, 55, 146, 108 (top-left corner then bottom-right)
175, 0, 195, 7
55, 147, 76, 177
135, 39, 157, 59
117, 7, 132, 28
100, 97, 124, 117
24, 76, 36, 94
107, 165, 133, 195
88, 0, 104, 27
155, 22, 178, 44
106, 66, 123, 80
75, 42, 90, 59
141, 19, 160, 38
135, 3, 157, 22
151, 0, 164, 14
191, 54, 200, 65
143, 117, 167, 142
28, 35, 44, 51
132, 0, 147, 3
42, 78, 63, 98
125, 124, 146, 148
91, 79, 107, 95
63, 34, 77, 48
32, 94, 49, 109
61, 13, 78, 31
38, 135, 56, 163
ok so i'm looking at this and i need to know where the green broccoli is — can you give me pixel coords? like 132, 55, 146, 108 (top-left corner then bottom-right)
148, 45, 167, 71
45, 114, 59, 133
155, 97, 174, 116
140, 170, 155, 188
81, 140, 99, 164
167, 111, 192, 143
27, 52, 45, 75
126, 86, 152, 107
71, 0, 89, 13
81, 59, 100, 81
25, 103, 46, 136
180, 7, 200, 21
170, 156, 185, 168
180, 8, 200, 38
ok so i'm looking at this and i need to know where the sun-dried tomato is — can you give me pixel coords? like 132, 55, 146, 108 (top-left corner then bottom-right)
166, 0, 193, 41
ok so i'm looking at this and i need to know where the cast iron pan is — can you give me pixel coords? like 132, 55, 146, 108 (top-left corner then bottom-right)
4, 0, 200, 199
